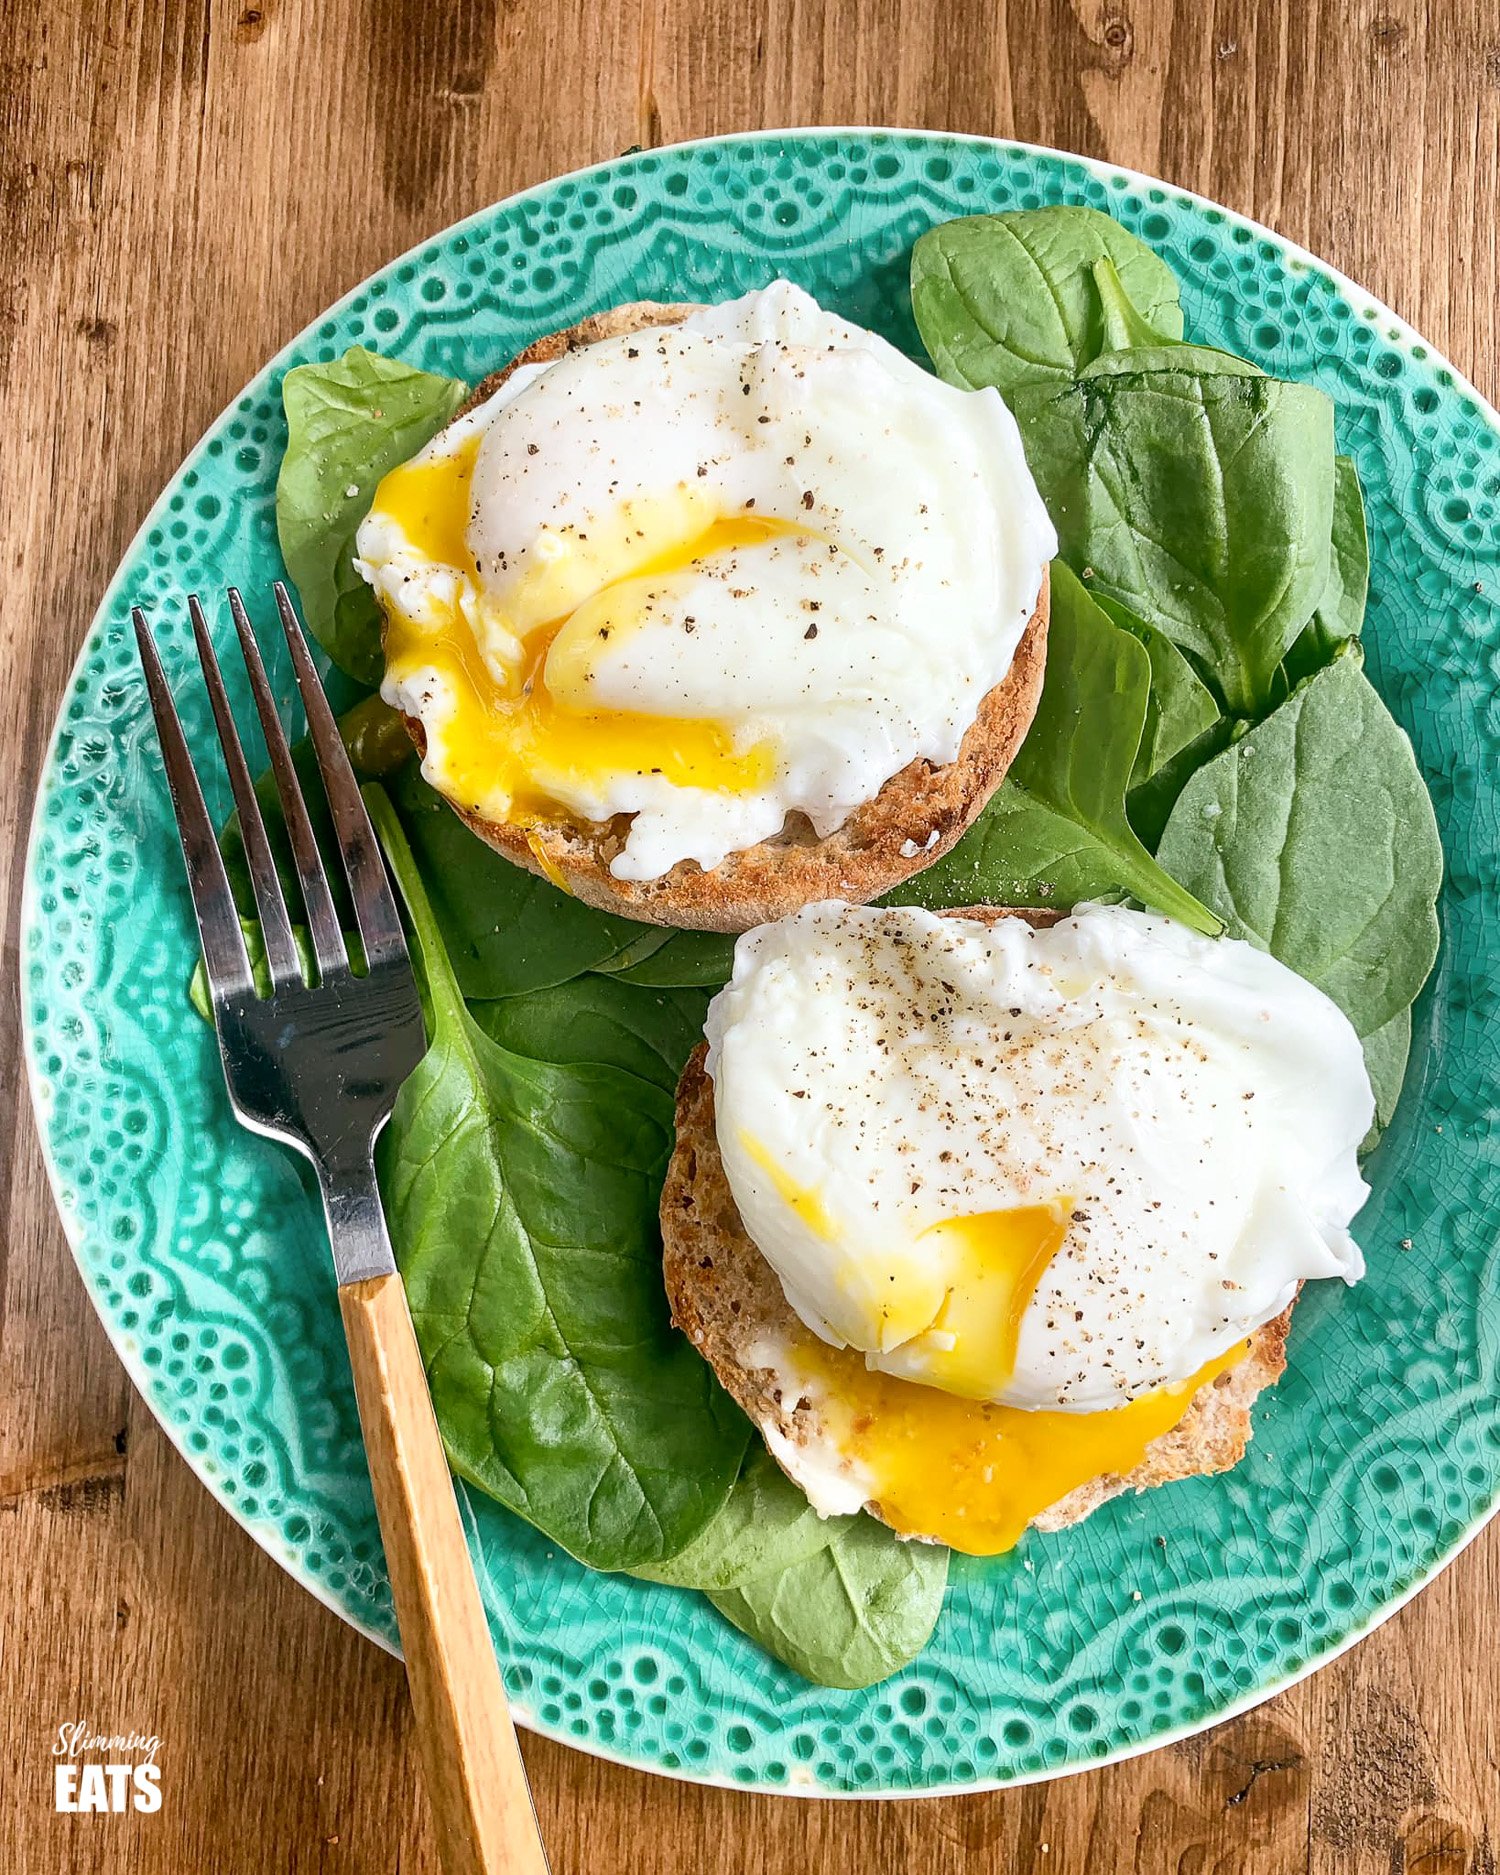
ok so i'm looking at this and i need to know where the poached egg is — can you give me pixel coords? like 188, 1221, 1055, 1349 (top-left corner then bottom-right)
355, 283, 1055, 881
704, 900, 1374, 1550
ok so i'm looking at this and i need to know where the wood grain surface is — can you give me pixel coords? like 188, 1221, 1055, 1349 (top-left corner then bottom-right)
2, 2, 1497, 1870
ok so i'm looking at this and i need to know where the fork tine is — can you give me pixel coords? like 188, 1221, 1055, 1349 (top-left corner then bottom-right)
272, 581, 409, 970
188, 596, 303, 989
225, 588, 348, 981
133, 609, 255, 1003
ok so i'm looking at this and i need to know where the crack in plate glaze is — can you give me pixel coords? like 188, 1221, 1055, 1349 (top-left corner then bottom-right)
21, 130, 1500, 1796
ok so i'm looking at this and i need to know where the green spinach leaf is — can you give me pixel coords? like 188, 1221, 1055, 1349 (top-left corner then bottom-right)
1090, 255, 1175, 351
1084, 260, 1259, 379
890, 779, 1129, 912
1012, 368, 1335, 716
585, 926, 678, 974
910, 207, 1183, 395
1125, 716, 1239, 852
1360, 1006, 1413, 1155
899, 563, 1218, 929
385, 762, 663, 999
638, 1449, 948, 1689
277, 348, 468, 684
1155, 647, 1441, 1038
368, 786, 749, 1571
705, 1518, 948, 1690
1077, 343, 1261, 382
339, 693, 418, 777
1282, 454, 1369, 686
469, 976, 711, 1094
1093, 594, 1220, 786
633, 1446, 835, 1590
1316, 454, 1371, 640
594, 928, 738, 989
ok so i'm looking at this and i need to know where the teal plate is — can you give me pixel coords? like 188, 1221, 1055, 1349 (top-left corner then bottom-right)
22, 130, 1500, 1796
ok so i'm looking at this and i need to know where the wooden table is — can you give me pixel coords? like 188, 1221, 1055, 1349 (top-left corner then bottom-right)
3, 3, 1497, 1869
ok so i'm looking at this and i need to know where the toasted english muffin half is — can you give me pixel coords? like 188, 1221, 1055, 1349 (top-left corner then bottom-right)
660, 908, 1293, 1544
388, 302, 1052, 933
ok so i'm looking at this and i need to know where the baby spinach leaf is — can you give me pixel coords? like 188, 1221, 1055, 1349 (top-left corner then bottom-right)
586, 925, 678, 974
638, 1449, 948, 1689
1125, 716, 1238, 852
1317, 455, 1371, 640
469, 976, 711, 1094
277, 348, 468, 684
903, 558, 1215, 933
889, 779, 1129, 913
910, 206, 1183, 395
595, 927, 738, 989
884, 568, 1221, 926
368, 786, 749, 1572
1078, 343, 1261, 382
709, 1522, 948, 1690
385, 763, 664, 999
339, 693, 418, 778
1155, 648, 1442, 1038
1083, 260, 1261, 380
1091, 255, 1175, 352
1094, 594, 1220, 786
634, 1446, 835, 1591
888, 566, 1219, 928
1360, 1006, 1413, 1155
1012, 368, 1336, 717
1282, 455, 1369, 686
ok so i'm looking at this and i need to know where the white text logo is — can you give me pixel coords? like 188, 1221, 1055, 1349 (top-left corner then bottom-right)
52, 1723, 162, 1814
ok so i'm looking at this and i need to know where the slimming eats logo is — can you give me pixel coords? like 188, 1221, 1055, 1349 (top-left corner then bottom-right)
52, 1722, 162, 1813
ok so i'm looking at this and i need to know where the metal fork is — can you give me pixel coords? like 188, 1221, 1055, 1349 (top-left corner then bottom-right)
134, 583, 549, 1875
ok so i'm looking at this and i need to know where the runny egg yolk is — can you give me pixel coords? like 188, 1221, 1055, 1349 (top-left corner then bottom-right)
372, 436, 785, 824
791, 1335, 1248, 1556
904, 1203, 1074, 1398
849, 1200, 1073, 1361
730, 1148, 1072, 1382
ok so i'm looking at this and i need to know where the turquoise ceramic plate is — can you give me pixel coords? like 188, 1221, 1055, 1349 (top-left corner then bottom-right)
22, 130, 1500, 1796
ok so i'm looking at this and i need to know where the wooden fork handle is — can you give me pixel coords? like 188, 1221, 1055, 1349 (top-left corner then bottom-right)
340, 1273, 550, 1875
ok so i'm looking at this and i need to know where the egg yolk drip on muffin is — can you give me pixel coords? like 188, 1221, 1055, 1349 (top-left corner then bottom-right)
368, 433, 782, 829
777, 1331, 1248, 1555
737, 1177, 1252, 1554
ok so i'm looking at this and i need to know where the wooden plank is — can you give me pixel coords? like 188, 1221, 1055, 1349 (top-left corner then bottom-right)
2, 1, 1496, 1869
